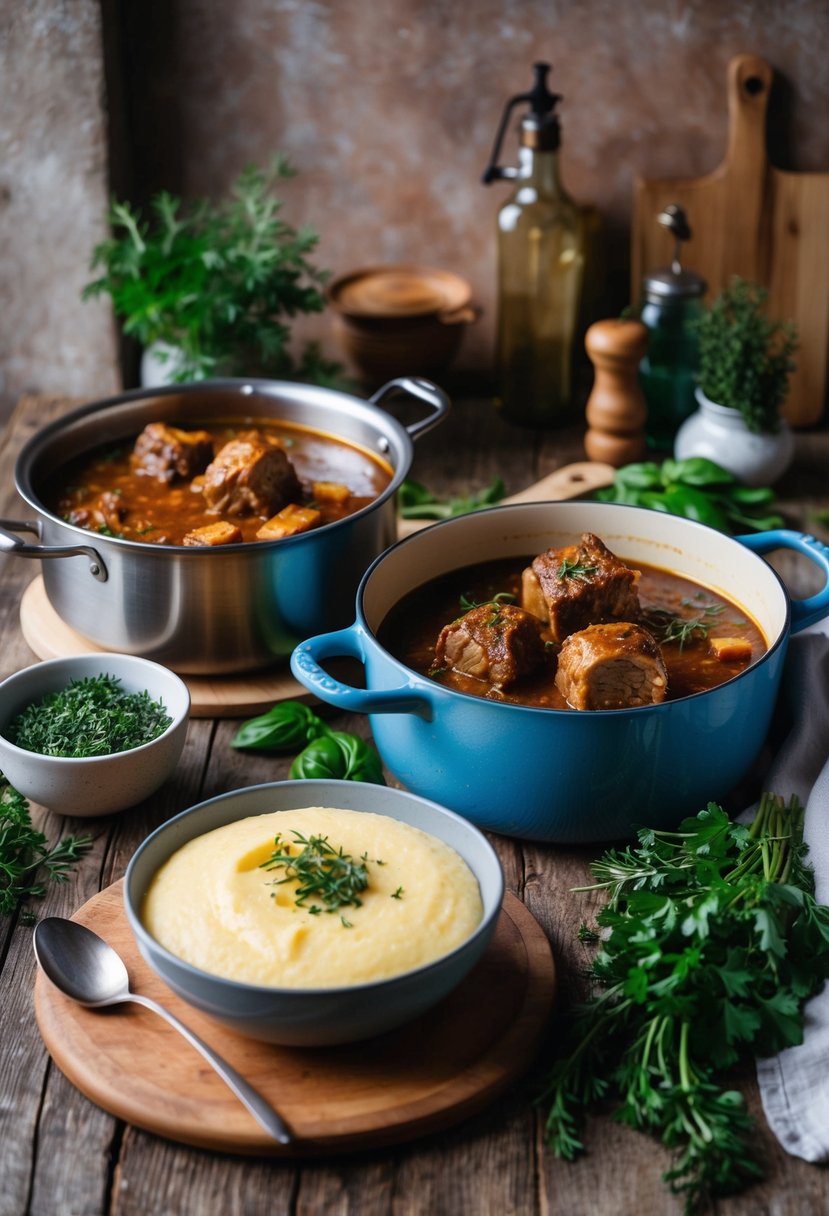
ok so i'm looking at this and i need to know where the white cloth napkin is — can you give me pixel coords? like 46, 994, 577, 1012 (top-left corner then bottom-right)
754, 625, 829, 1161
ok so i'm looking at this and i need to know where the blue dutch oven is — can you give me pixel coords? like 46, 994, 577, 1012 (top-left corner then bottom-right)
290, 501, 829, 843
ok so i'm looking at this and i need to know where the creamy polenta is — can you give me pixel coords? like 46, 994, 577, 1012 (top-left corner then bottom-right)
141, 806, 483, 988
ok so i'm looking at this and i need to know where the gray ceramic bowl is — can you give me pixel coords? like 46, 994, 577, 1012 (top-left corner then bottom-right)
0, 654, 190, 817
124, 779, 504, 1046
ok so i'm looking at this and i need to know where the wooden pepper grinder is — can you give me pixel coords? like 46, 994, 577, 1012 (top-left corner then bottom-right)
583, 318, 649, 466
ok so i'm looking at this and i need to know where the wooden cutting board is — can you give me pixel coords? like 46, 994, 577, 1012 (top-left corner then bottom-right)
632, 53, 829, 428
34, 881, 556, 1156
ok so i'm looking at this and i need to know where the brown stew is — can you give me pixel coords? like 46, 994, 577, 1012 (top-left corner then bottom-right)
42, 419, 393, 546
378, 556, 767, 709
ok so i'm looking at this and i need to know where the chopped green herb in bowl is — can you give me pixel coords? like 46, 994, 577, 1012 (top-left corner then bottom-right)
8, 674, 172, 757
0, 655, 190, 817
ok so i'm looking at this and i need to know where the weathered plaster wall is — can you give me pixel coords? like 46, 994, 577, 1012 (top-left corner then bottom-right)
117, 0, 829, 375
2, 0, 828, 416
0, 0, 119, 419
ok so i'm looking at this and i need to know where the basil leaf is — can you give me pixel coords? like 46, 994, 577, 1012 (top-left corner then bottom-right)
662, 456, 736, 488
289, 732, 386, 785
231, 701, 326, 752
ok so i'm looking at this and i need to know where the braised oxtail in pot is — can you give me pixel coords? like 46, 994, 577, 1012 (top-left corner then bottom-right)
381, 532, 765, 711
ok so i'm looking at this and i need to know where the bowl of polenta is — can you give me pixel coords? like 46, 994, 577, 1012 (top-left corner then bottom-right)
124, 779, 504, 1045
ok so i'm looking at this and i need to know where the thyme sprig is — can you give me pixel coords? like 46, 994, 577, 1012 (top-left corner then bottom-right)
557, 558, 598, 582
458, 589, 517, 626
260, 831, 371, 920
0, 774, 93, 915
643, 594, 735, 649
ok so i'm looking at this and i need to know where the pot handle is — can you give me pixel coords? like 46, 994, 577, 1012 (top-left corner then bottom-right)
739, 529, 829, 633
291, 626, 433, 718
369, 377, 450, 440
0, 517, 108, 583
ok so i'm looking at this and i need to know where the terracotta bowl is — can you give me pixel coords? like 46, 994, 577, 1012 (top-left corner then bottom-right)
327, 264, 479, 382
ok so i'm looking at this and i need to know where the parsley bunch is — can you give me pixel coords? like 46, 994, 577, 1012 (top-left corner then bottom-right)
0, 773, 92, 915
541, 794, 829, 1213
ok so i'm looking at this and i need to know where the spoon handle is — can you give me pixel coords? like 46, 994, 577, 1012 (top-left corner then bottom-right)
129, 992, 292, 1144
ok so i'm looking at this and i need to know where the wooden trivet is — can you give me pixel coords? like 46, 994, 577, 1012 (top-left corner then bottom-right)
34, 881, 556, 1156
19, 577, 305, 718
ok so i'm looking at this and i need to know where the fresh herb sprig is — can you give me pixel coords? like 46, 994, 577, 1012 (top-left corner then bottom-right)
557, 558, 598, 582
9, 675, 172, 758
0, 774, 92, 915
595, 457, 784, 534
82, 155, 342, 386
540, 794, 829, 1213
643, 595, 730, 649
260, 830, 371, 920
230, 701, 385, 786
457, 590, 517, 627
398, 476, 505, 520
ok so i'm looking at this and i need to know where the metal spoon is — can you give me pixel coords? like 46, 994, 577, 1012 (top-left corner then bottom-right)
33, 916, 292, 1144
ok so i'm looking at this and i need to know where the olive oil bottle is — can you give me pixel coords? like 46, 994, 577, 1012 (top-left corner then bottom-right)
483, 63, 587, 427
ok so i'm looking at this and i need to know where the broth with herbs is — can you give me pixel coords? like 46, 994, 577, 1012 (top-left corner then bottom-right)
378, 548, 767, 711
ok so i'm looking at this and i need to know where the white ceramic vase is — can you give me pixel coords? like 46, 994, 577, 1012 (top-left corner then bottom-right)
674, 387, 795, 486
140, 340, 187, 388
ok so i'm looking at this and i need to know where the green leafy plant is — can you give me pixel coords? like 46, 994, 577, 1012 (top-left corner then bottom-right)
540, 793, 829, 1213
398, 477, 505, 520
230, 701, 386, 786
694, 277, 798, 434
82, 154, 341, 384
595, 456, 784, 534
0, 774, 93, 915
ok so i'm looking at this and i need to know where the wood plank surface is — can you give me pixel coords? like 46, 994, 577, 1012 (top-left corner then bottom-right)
2, 392, 829, 1216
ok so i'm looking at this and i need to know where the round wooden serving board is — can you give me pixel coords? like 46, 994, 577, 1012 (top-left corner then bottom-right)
34, 882, 556, 1156
19, 577, 306, 718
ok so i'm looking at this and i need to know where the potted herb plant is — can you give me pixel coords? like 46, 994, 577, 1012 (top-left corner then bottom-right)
82, 155, 341, 387
674, 276, 798, 485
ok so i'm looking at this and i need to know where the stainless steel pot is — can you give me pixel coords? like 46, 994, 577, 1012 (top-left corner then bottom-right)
0, 377, 449, 673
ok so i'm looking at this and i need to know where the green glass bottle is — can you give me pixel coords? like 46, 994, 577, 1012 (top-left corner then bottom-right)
483, 63, 587, 428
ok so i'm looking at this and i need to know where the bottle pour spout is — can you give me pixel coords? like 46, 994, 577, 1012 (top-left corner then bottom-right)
481, 62, 562, 184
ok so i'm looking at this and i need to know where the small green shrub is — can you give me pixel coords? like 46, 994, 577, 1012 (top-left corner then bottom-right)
82, 154, 341, 385
695, 277, 798, 434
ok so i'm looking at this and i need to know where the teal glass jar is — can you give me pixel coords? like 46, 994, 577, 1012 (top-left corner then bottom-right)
639, 268, 706, 451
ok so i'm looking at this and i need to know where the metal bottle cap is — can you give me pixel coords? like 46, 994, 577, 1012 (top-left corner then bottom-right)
642, 204, 706, 301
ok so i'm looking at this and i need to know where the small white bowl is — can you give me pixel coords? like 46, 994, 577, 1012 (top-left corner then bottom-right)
0, 654, 190, 817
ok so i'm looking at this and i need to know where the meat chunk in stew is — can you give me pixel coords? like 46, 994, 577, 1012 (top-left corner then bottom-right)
522, 533, 641, 644
202, 431, 303, 518
555, 621, 668, 710
131, 423, 214, 483
434, 602, 546, 691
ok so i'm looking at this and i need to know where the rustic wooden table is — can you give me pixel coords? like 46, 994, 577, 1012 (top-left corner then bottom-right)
1, 390, 829, 1216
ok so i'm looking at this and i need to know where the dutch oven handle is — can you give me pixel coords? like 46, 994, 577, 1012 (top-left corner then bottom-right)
739, 529, 829, 634
369, 377, 450, 440
0, 518, 108, 582
291, 625, 433, 718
